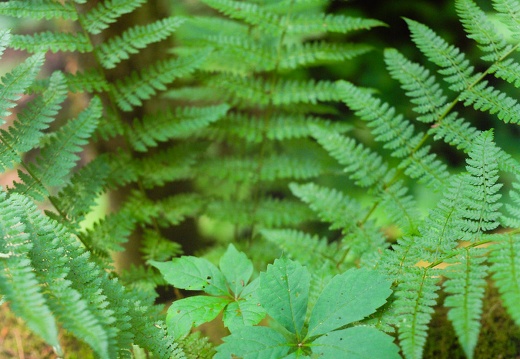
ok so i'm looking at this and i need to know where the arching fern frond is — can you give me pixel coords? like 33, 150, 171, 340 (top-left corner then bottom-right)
13, 97, 102, 201
10, 32, 92, 53
0, 0, 78, 20
80, 0, 147, 35
456, 0, 511, 62
97, 17, 186, 69
127, 104, 229, 152
113, 49, 212, 111
405, 18, 477, 92
0, 191, 61, 353
384, 48, 447, 124
0, 71, 67, 171
489, 233, 520, 326
0, 52, 44, 120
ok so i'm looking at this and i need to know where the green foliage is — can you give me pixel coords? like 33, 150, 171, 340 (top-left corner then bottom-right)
215, 257, 400, 358
2, 0, 520, 358
150, 244, 265, 339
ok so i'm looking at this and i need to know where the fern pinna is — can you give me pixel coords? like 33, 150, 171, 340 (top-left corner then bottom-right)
264, 1, 520, 358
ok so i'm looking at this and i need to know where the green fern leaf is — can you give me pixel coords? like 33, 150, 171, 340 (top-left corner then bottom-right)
0, 191, 60, 351
260, 229, 332, 269
10, 32, 92, 53
65, 69, 110, 93
280, 42, 372, 70
199, 0, 283, 35
81, 0, 147, 35
52, 154, 111, 224
460, 130, 502, 234
492, 0, 520, 38
127, 104, 228, 151
287, 13, 386, 35
0, 0, 78, 20
113, 49, 212, 111
444, 248, 488, 359
489, 233, 520, 326
384, 48, 447, 123
405, 18, 477, 92
205, 112, 351, 144
289, 182, 364, 231
0, 71, 67, 171
490, 58, 520, 87
336, 80, 449, 190
97, 17, 186, 69
18, 193, 113, 358
395, 267, 439, 359
0, 52, 44, 121
456, 0, 511, 62
460, 81, 520, 123
13, 97, 102, 201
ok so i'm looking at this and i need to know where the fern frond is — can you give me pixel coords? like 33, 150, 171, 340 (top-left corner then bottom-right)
310, 125, 388, 187
492, 0, 520, 38
127, 104, 228, 152
490, 58, 520, 87
460, 81, 520, 123
0, 71, 67, 171
280, 42, 372, 70
384, 48, 447, 123
209, 75, 339, 107
138, 144, 202, 188
0, 52, 44, 121
198, 154, 328, 183
206, 198, 314, 228
0, 29, 10, 58
287, 13, 386, 35
456, 0, 511, 62
395, 267, 439, 359
140, 229, 182, 262
19, 193, 114, 358
113, 49, 212, 111
0, 191, 60, 351
205, 113, 351, 144
13, 97, 102, 201
0, 0, 78, 20
80, 0, 147, 35
502, 175, 520, 228
289, 182, 364, 231
65, 69, 111, 93
489, 233, 520, 326
443, 248, 488, 359
10, 32, 92, 53
460, 130, 502, 234
83, 211, 136, 254
429, 112, 480, 150
261, 228, 332, 269
405, 18, 476, 92
336, 81, 449, 190
97, 17, 186, 69
52, 154, 111, 224
199, 0, 283, 35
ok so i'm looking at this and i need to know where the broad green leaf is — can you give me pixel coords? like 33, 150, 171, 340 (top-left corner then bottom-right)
150, 257, 228, 296
215, 326, 290, 359
259, 258, 310, 337
219, 243, 253, 296
222, 277, 266, 331
166, 295, 229, 339
311, 326, 401, 358
223, 298, 265, 331
307, 268, 392, 338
